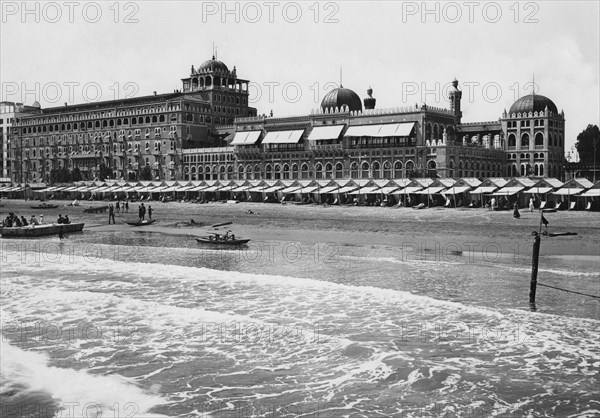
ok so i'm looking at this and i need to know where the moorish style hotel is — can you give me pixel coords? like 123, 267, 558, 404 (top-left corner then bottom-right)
6, 55, 566, 184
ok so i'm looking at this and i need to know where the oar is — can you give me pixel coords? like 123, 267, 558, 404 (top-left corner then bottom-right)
211, 221, 232, 228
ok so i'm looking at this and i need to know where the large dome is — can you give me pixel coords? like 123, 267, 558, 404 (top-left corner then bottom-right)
321, 87, 363, 112
198, 56, 229, 73
509, 94, 558, 115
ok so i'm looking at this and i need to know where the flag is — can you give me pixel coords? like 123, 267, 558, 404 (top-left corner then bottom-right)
541, 214, 549, 227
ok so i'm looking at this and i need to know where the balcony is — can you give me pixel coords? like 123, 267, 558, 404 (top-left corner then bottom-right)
308, 143, 343, 151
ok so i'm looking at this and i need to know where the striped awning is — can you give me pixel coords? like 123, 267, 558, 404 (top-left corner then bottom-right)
581, 189, 600, 197
231, 130, 262, 145
492, 186, 524, 196
395, 187, 423, 194
378, 186, 401, 194
307, 125, 345, 141
345, 122, 415, 137
349, 186, 382, 195
281, 186, 302, 194
415, 187, 446, 195
262, 130, 304, 144
338, 185, 360, 194
263, 185, 284, 193
442, 186, 472, 195
523, 187, 553, 194
300, 186, 318, 193
552, 188, 585, 196
318, 186, 341, 194
470, 186, 498, 194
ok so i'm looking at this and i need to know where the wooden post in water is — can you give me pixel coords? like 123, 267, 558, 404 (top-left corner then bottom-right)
529, 233, 541, 307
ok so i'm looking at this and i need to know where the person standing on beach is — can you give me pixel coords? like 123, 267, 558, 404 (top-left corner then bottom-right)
138, 205, 143, 221
148, 205, 152, 220
108, 203, 116, 224
141, 203, 146, 221
125, 201, 129, 213
39, 214, 44, 225
513, 202, 521, 218
116, 200, 121, 213
529, 197, 535, 212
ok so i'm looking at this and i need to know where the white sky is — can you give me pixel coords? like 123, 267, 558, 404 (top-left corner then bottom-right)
1, 1, 598, 157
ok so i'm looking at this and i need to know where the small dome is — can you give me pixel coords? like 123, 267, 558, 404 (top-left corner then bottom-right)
509, 94, 557, 115
198, 56, 229, 73
32, 101, 41, 108
321, 87, 362, 112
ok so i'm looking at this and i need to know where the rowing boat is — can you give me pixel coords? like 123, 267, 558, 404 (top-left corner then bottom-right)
0, 222, 84, 237
30, 203, 58, 209
195, 236, 250, 245
126, 219, 157, 226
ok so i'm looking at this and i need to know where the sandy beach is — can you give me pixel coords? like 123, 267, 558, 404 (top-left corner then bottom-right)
3, 199, 599, 258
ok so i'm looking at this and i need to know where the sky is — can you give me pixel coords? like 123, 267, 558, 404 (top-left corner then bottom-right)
1, 0, 598, 159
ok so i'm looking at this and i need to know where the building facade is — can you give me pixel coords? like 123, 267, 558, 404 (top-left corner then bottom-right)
9, 56, 256, 183
9, 57, 565, 184
1, 101, 42, 180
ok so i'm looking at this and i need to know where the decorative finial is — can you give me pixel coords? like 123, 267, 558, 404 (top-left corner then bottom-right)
340, 66, 343, 88
532, 73, 536, 95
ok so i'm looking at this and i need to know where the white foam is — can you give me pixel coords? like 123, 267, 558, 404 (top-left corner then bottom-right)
0, 340, 167, 417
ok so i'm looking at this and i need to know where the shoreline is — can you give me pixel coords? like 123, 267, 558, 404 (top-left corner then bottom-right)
3, 199, 598, 258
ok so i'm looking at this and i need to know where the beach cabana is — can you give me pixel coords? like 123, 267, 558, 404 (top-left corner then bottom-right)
441, 178, 479, 208
523, 178, 563, 209
551, 178, 594, 210
580, 180, 600, 211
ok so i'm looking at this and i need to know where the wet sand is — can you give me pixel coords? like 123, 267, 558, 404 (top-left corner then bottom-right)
3, 199, 599, 258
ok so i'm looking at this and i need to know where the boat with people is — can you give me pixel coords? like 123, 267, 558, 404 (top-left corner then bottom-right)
195, 232, 250, 246
30, 203, 59, 209
0, 222, 84, 237
126, 219, 157, 226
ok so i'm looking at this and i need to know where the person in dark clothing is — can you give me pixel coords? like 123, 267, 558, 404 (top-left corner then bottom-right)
148, 205, 152, 220
14, 217, 22, 227
21, 216, 29, 226
513, 202, 521, 219
116, 200, 121, 213
57, 214, 64, 224
125, 201, 129, 213
64, 215, 70, 224
109, 204, 116, 224
138, 205, 143, 221
141, 203, 146, 221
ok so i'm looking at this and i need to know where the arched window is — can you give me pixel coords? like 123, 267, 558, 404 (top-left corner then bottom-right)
325, 163, 333, 179
361, 162, 370, 179
394, 161, 403, 178
350, 162, 359, 178
335, 162, 344, 179
427, 160, 437, 177
383, 161, 392, 179
535, 132, 544, 147
282, 164, 290, 179
508, 134, 516, 147
315, 163, 323, 179
273, 164, 281, 180
372, 161, 381, 179
301, 163, 310, 179
521, 133, 529, 148
405, 160, 415, 177
292, 164, 299, 179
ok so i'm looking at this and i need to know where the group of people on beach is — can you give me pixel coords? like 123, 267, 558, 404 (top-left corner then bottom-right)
2, 212, 69, 227
107, 201, 152, 224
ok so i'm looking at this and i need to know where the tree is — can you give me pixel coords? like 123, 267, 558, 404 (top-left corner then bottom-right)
575, 124, 600, 163
140, 165, 153, 181
71, 167, 82, 182
50, 167, 71, 183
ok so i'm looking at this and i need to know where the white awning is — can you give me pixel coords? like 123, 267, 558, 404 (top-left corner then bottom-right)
263, 185, 284, 193
281, 186, 302, 194
581, 189, 600, 197
248, 186, 268, 192
442, 186, 472, 195
492, 186, 524, 196
217, 185, 237, 192
231, 130, 262, 145
201, 186, 220, 192
552, 188, 585, 196
349, 186, 381, 195
378, 186, 401, 194
262, 130, 304, 144
338, 185, 360, 194
395, 187, 423, 194
415, 187, 446, 195
307, 125, 345, 141
231, 185, 252, 192
318, 186, 341, 194
470, 186, 498, 194
300, 186, 319, 193
523, 187, 553, 194
345, 122, 415, 138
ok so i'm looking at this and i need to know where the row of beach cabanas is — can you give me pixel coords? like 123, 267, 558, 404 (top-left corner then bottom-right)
2, 177, 599, 209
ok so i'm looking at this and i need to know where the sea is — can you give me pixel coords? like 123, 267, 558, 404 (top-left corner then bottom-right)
1, 228, 599, 417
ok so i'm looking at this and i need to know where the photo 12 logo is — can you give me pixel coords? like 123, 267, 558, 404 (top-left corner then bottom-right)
400, 1, 540, 24
200, 1, 340, 24
1, 1, 140, 24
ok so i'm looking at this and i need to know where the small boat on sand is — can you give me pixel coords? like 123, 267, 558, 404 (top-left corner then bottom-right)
83, 205, 109, 213
1, 222, 84, 237
195, 235, 250, 246
126, 219, 157, 226
30, 203, 58, 209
